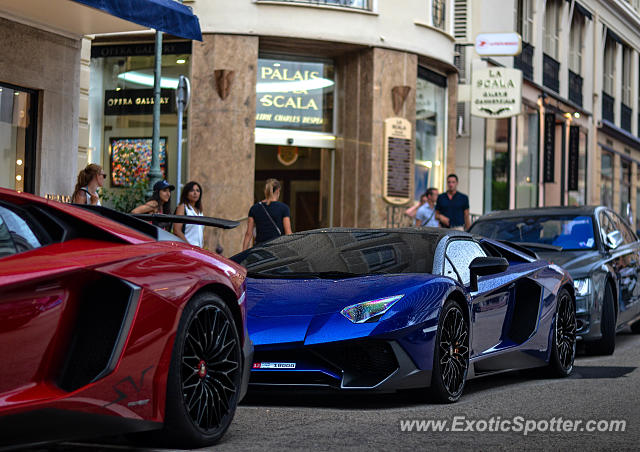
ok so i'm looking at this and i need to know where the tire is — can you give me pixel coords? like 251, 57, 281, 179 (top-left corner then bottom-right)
631, 319, 640, 334
585, 282, 616, 356
548, 288, 576, 377
429, 299, 469, 403
161, 292, 243, 448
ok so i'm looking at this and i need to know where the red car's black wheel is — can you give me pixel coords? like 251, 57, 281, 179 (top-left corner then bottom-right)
430, 299, 469, 403
163, 292, 242, 448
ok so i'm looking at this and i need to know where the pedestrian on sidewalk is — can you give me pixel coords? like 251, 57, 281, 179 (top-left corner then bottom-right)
242, 178, 292, 250
173, 181, 204, 247
404, 192, 428, 220
435, 174, 471, 231
71, 163, 105, 205
132, 180, 174, 215
415, 188, 439, 227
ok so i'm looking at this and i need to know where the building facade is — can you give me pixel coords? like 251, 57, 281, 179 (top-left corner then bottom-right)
456, 0, 640, 231
87, 0, 460, 256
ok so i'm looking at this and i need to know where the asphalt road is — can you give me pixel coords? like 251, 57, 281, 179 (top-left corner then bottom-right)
42, 330, 640, 451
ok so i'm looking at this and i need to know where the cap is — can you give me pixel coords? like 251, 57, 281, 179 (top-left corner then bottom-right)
153, 180, 175, 192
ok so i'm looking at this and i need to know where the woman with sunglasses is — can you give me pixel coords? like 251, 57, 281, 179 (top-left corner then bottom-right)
72, 163, 105, 205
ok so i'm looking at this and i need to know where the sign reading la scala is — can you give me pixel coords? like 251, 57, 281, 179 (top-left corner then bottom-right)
471, 68, 522, 119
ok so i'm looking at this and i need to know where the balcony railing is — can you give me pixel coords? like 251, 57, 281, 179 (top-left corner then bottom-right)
602, 92, 614, 123
568, 70, 583, 107
256, 0, 371, 10
514, 42, 534, 80
543, 54, 560, 93
621, 103, 632, 132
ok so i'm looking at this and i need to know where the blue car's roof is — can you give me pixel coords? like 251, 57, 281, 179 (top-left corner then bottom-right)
232, 227, 461, 276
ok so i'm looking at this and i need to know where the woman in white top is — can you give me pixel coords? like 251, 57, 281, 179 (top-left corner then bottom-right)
71, 163, 105, 205
173, 181, 204, 247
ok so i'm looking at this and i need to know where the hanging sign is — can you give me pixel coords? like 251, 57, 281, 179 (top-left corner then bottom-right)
475, 33, 522, 56
568, 126, 580, 191
383, 117, 412, 205
543, 113, 556, 183
471, 68, 522, 118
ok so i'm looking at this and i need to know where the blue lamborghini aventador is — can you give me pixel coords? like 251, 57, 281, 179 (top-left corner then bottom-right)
231, 228, 576, 403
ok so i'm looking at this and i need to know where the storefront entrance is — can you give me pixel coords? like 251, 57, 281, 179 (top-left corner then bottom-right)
0, 83, 37, 193
254, 144, 322, 233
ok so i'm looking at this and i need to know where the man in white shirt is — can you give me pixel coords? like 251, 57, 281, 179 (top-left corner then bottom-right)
415, 188, 439, 227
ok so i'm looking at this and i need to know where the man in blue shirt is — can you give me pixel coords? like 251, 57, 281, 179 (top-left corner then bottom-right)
415, 187, 439, 227
436, 174, 470, 230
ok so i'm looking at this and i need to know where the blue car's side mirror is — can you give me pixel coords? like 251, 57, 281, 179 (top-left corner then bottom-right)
469, 256, 509, 292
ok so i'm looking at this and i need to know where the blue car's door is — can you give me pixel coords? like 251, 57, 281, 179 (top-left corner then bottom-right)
445, 239, 520, 357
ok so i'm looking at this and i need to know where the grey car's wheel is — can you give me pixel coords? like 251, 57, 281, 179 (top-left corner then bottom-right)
548, 288, 576, 377
585, 282, 616, 356
429, 299, 469, 403
161, 292, 242, 448
631, 319, 640, 334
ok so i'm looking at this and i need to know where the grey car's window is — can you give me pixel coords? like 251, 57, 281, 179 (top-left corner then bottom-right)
609, 211, 636, 245
0, 214, 17, 258
598, 211, 617, 242
470, 215, 596, 250
446, 240, 486, 286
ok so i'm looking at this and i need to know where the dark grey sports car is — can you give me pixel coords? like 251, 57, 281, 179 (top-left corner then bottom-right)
470, 206, 640, 355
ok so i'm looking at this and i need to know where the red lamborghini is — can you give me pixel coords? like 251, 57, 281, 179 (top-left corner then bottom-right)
0, 188, 252, 449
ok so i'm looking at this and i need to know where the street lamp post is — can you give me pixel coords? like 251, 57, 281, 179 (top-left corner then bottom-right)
148, 29, 164, 195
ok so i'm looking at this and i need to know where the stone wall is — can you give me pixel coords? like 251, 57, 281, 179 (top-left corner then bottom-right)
334, 48, 417, 229
189, 34, 259, 257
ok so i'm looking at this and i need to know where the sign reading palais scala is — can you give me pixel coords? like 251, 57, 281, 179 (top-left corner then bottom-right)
256, 59, 333, 132
471, 68, 522, 119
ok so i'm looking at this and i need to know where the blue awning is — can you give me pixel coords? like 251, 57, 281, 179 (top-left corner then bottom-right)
71, 0, 202, 41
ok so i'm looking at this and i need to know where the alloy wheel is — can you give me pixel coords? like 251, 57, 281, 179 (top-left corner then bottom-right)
181, 305, 240, 431
438, 306, 469, 396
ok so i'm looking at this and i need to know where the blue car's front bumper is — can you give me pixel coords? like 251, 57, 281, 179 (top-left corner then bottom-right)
249, 339, 431, 393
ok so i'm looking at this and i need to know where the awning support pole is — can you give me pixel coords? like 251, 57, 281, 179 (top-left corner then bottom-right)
149, 29, 164, 195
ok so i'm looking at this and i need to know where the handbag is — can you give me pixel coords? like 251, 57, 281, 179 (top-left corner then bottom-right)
259, 202, 282, 236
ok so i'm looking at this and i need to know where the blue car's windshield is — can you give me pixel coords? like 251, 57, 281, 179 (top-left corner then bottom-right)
231, 229, 446, 277
470, 215, 596, 251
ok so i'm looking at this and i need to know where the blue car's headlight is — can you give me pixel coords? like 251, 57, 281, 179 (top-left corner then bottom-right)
340, 295, 404, 324
573, 278, 591, 296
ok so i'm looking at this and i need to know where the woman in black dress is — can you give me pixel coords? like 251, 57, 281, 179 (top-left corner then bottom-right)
242, 179, 292, 250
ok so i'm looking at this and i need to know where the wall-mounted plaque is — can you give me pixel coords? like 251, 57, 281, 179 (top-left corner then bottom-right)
383, 117, 412, 205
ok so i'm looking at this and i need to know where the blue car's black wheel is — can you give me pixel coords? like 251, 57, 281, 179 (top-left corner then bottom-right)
430, 299, 469, 403
162, 292, 242, 447
548, 288, 576, 377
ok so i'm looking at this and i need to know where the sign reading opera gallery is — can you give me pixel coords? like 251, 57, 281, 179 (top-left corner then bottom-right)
471, 68, 522, 119
256, 58, 334, 132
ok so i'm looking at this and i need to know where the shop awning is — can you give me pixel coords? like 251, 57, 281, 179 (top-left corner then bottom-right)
71, 0, 201, 40
0, 0, 201, 40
